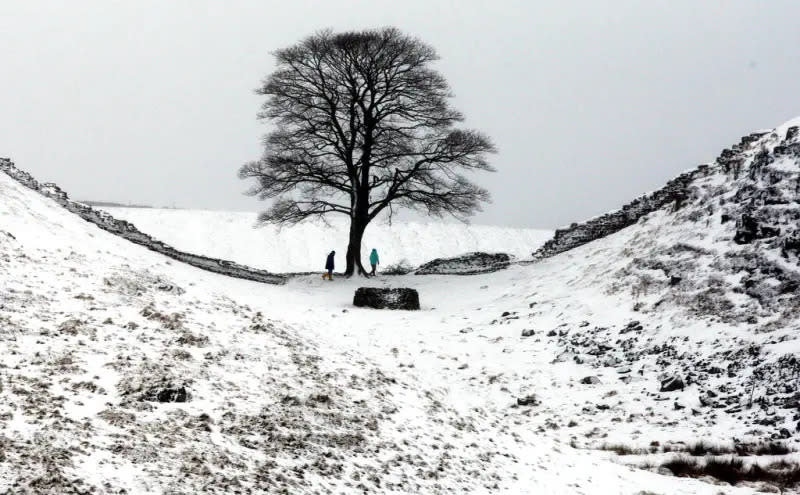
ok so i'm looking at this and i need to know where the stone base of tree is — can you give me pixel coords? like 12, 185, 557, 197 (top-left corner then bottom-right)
353, 287, 420, 310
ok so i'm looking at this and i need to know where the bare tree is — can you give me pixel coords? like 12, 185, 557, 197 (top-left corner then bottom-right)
240, 27, 496, 276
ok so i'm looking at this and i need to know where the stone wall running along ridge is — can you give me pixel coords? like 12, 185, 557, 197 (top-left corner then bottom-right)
0, 158, 285, 285
531, 131, 770, 260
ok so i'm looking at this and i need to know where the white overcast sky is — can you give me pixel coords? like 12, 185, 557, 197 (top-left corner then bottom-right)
1, 0, 799, 228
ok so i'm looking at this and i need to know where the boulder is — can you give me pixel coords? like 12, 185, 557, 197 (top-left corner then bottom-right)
353, 287, 420, 310
580, 376, 602, 385
521, 329, 535, 337
660, 375, 685, 392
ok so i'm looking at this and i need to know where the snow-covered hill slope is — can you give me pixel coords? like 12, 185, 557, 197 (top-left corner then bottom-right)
1, 166, 747, 493
0, 159, 284, 284
5, 115, 800, 493
433, 116, 800, 462
100, 207, 552, 273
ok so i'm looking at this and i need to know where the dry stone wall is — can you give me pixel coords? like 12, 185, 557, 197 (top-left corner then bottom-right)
532, 132, 770, 259
0, 158, 285, 285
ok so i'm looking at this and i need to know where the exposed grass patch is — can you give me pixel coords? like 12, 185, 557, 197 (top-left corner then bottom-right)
747, 442, 793, 456
596, 443, 649, 456
596, 440, 795, 457
660, 456, 800, 488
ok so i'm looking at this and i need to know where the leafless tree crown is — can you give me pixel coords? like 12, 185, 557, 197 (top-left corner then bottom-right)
240, 27, 497, 226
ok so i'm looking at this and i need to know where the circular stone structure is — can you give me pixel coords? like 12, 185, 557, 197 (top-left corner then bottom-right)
353, 287, 420, 310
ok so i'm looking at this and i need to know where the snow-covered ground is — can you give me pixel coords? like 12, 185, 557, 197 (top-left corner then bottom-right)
0, 170, 766, 493
99, 207, 551, 272
4, 117, 800, 493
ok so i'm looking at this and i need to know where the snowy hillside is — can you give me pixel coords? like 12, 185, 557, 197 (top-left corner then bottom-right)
100, 208, 551, 273
3, 115, 800, 493
2, 170, 764, 493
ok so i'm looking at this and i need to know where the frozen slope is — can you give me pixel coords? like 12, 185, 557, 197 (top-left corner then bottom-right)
100, 207, 552, 272
0, 169, 753, 493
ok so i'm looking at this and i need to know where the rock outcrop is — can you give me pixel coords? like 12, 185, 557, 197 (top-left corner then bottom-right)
0, 159, 285, 285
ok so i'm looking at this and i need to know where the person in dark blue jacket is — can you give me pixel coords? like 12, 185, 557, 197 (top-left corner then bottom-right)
322, 250, 335, 280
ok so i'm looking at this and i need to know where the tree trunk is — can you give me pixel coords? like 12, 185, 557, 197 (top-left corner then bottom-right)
344, 216, 369, 277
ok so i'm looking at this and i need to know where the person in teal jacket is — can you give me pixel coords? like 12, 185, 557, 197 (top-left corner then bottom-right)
369, 248, 379, 276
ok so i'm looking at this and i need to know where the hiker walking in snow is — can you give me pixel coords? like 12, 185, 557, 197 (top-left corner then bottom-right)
323, 250, 335, 280
369, 248, 379, 276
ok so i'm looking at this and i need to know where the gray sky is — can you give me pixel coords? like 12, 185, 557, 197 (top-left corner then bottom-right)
2, 1, 799, 229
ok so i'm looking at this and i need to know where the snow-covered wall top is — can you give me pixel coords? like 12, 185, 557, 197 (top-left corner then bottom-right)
0, 158, 285, 285
531, 129, 780, 259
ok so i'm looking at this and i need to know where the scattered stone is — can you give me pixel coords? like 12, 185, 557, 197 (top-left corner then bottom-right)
58, 318, 84, 335
144, 386, 189, 403
309, 393, 331, 404
516, 394, 539, 407
619, 321, 643, 334
156, 282, 185, 295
